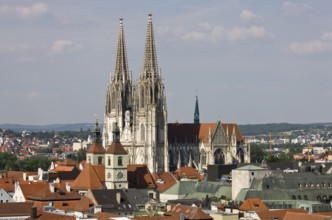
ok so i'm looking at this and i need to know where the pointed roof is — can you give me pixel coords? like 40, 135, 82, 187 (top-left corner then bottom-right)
141, 13, 159, 79
112, 17, 130, 83
87, 119, 105, 154
71, 163, 105, 190
194, 95, 200, 124
106, 122, 127, 155
239, 198, 268, 212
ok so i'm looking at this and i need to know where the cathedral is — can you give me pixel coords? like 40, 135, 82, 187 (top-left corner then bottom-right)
102, 14, 250, 173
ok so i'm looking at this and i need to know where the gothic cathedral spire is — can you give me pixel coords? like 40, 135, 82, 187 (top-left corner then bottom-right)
103, 17, 132, 147
194, 95, 200, 124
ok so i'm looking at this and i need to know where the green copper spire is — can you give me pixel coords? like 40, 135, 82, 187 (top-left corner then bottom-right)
194, 95, 200, 124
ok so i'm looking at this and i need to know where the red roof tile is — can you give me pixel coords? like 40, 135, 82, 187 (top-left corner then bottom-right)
152, 172, 177, 192
71, 163, 105, 190
165, 204, 212, 220
239, 198, 268, 212
174, 167, 202, 180
106, 142, 127, 154
87, 142, 105, 154
128, 164, 157, 189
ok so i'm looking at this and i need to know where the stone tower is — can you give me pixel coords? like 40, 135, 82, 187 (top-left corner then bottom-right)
103, 14, 168, 173
103, 17, 132, 148
132, 13, 168, 173
86, 119, 105, 165
105, 122, 128, 189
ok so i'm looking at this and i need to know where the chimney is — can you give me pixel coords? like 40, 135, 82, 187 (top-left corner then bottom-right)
23, 172, 27, 181
94, 205, 102, 214
49, 183, 55, 193
116, 191, 121, 204
31, 207, 37, 219
65, 182, 71, 192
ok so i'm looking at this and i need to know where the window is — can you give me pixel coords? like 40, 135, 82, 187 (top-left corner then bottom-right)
88, 156, 91, 163
141, 124, 145, 141
298, 195, 302, 200
118, 156, 123, 166
108, 156, 111, 166
201, 150, 206, 165
292, 195, 296, 200
107, 172, 111, 179
98, 156, 103, 165
304, 195, 308, 200
252, 172, 255, 176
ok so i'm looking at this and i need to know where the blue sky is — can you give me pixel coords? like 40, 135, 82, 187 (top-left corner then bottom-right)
0, 1, 331, 125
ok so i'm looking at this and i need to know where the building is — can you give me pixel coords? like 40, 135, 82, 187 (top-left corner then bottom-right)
103, 14, 249, 173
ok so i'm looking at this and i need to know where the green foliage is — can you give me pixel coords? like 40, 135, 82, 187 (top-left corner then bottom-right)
250, 144, 266, 163
0, 152, 18, 170
23, 156, 51, 171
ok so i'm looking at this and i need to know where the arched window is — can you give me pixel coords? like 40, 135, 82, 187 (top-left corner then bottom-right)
111, 91, 116, 110
140, 88, 145, 108
141, 124, 145, 141
98, 156, 103, 165
201, 150, 206, 165
118, 156, 123, 166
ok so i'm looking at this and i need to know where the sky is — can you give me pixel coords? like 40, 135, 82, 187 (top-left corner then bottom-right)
0, 0, 332, 125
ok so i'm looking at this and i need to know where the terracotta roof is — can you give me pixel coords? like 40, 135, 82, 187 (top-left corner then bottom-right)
26, 210, 76, 220
256, 208, 307, 220
56, 159, 77, 167
0, 177, 15, 192
52, 166, 75, 172
239, 198, 268, 212
164, 204, 212, 220
106, 142, 127, 154
71, 163, 105, 190
174, 167, 202, 180
20, 182, 49, 198
75, 196, 94, 212
134, 216, 180, 220
152, 172, 177, 192
283, 212, 331, 220
26, 184, 81, 201
128, 164, 157, 189
33, 200, 80, 212
168, 122, 243, 144
87, 142, 105, 154
0, 202, 32, 217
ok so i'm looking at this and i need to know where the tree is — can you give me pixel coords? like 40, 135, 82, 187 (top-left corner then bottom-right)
0, 152, 18, 170
250, 144, 266, 163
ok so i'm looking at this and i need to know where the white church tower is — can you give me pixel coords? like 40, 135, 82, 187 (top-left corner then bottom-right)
103, 14, 168, 173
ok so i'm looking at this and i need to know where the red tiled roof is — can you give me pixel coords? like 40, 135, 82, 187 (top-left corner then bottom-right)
257, 208, 307, 220
106, 142, 127, 155
0, 177, 15, 192
0, 202, 32, 217
20, 182, 49, 198
174, 167, 202, 180
87, 142, 105, 154
128, 164, 157, 189
71, 163, 105, 190
26, 184, 81, 201
165, 204, 212, 220
168, 122, 243, 144
75, 196, 94, 212
283, 212, 331, 220
152, 172, 177, 192
26, 210, 76, 220
239, 198, 268, 212
134, 216, 180, 220
52, 166, 75, 172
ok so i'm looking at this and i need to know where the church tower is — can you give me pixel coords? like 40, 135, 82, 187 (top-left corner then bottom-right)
194, 95, 200, 124
105, 122, 129, 189
103, 17, 132, 147
86, 118, 105, 165
133, 14, 168, 173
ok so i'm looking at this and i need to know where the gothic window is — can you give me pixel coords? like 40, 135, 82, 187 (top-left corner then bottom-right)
111, 91, 116, 110
118, 156, 123, 166
141, 124, 145, 141
140, 88, 145, 108
201, 150, 206, 165
98, 156, 103, 165
108, 156, 111, 166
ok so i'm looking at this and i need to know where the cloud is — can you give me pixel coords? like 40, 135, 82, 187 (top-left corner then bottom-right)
50, 40, 83, 54
227, 26, 268, 41
240, 10, 259, 20
289, 32, 332, 55
0, 44, 33, 54
0, 2, 48, 17
282, 1, 311, 17
158, 22, 270, 43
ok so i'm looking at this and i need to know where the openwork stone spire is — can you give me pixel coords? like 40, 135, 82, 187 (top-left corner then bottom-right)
113, 17, 130, 83
141, 13, 159, 79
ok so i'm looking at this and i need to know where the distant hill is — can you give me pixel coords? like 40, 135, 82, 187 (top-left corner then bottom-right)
238, 123, 332, 136
0, 123, 95, 132
1, 122, 332, 135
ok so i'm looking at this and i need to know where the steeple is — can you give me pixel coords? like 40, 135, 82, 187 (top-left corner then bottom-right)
92, 115, 102, 143
141, 13, 159, 79
194, 95, 200, 124
112, 17, 130, 83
